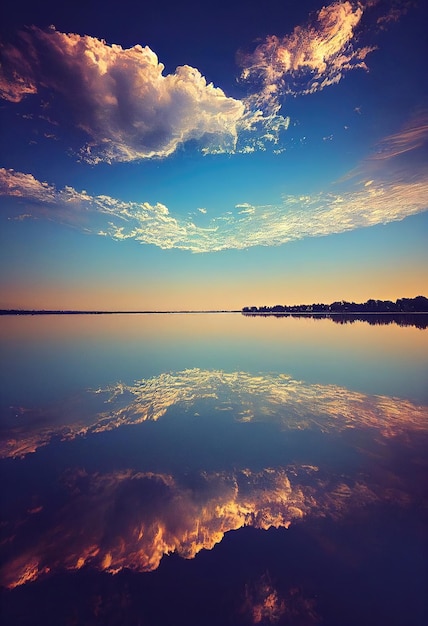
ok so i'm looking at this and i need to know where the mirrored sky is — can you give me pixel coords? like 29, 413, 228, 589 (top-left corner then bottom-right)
1, 0, 427, 310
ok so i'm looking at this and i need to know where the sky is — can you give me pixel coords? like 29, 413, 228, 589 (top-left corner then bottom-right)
0, 0, 427, 311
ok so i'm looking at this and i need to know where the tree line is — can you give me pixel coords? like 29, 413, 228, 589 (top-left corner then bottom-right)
242, 296, 428, 315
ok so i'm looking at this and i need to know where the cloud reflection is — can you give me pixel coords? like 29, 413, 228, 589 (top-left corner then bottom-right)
0, 461, 413, 590
1, 367, 427, 588
2, 368, 427, 460
242, 573, 319, 625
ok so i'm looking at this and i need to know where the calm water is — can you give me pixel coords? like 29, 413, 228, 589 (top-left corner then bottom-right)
1, 314, 427, 625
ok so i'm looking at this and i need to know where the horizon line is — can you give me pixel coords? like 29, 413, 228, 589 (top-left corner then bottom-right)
0, 309, 242, 315
1, 296, 427, 316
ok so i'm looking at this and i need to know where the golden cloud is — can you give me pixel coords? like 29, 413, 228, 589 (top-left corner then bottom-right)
240, 1, 374, 111
241, 573, 319, 625
0, 459, 413, 590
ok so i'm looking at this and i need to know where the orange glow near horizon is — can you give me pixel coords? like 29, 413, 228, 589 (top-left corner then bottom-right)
2, 258, 427, 311
1, 310, 427, 360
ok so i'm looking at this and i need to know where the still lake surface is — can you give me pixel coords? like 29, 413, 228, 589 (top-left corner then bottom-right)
1, 313, 427, 625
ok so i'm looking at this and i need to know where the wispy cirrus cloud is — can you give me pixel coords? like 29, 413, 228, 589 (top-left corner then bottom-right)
371, 0, 416, 29
1, 163, 427, 252
370, 110, 428, 160
0, 27, 245, 162
239, 0, 375, 113
338, 110, 428, 188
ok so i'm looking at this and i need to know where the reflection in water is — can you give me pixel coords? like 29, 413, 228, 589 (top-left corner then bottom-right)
242, 573, 319, 625
0, 461, 415, 590
1, 368, 427, 590
243, 312, 428, 329
2, 368, 427, 459
1, 467, 304, 588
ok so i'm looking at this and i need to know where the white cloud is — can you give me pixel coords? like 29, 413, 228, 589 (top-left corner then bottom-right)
0, 26, 292, 159
0, 4, 415, 161
0, 27, 245, 162
1, 164, 427, 252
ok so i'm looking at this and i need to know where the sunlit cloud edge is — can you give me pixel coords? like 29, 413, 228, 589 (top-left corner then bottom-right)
1, 163, 427, 253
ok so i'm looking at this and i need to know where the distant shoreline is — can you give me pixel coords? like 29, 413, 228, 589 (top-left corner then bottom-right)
2, 309, 427, 317
241, 311, 428, 316
242, 296, 428, 316
241, 310, 428, 329
1, 309, 427, 328
0, 309, 241, 316
2, 296, 427, 318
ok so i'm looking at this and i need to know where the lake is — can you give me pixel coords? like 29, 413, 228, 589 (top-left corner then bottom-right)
1, 313, 427, 625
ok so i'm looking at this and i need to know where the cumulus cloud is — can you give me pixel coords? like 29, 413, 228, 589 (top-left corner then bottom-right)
2, 368, 427, 459
240, 0, 375, 113
0, 27, 245, 162
0, 3, 415, 160
1, 165, 427, 252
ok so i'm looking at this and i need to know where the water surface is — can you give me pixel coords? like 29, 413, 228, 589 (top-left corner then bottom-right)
1, 314, 427, 625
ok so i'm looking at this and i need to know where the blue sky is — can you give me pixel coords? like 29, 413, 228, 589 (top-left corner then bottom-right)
0, 0, 427, 309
